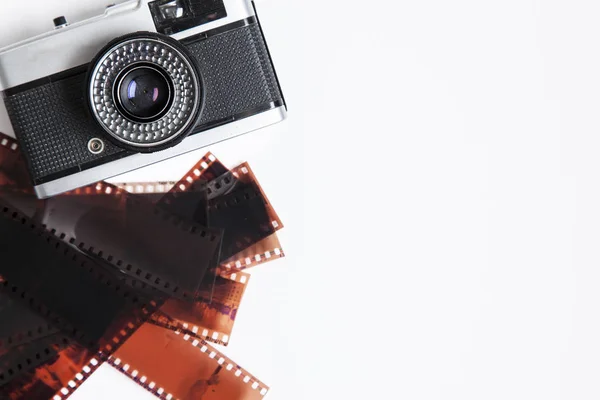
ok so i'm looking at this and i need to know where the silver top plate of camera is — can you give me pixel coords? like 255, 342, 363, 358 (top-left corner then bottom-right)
0, 0, 256, 91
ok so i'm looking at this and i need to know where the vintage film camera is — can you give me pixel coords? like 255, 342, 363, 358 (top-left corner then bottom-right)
0, 0, 286, 198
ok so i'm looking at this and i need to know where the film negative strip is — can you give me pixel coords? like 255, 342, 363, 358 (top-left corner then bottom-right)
225, 163, 282, 229
106, 323, 269, 400
40, 182, 223, 300
0, 201, 158, 347
220, 234, 285, 273
207, 162, 283, 261
2, 333, 115, 399
151, 270, 250, 346
155, 152, 285, 269
0, 201, 163, 391
0, 134, 226, 300
75, 181, 177, 206
0, 132, 32, 193
0, 291, 59, 353
110, 181, 176, 195
3, 338, 102, 399
0, 139, 283, 397
156, 152, 224, 227
161, 152, 229, 197
117, 267, 250, 346
114, 178, 286, 274
0, 184, 224, 302
89, 157, 285, 275
0, 333, 73, 393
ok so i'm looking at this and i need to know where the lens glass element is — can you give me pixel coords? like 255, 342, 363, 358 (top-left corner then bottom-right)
117, 66, 172, 121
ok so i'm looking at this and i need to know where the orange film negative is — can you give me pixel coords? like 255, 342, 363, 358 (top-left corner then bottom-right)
228, 162, 283, 231
116, 267, 249, 346
111, 181, 177, 195
0, 334, 99, 399
0, 201, 164, 393
1, 334, 72, 391
0, 183, 223, 301
82, 155, 285, 275
160, 152, 228, 197
0, 332, 62, 371
156, 152, 219, 228
151, 270, 250, 346
203, 158, 284, 276
76, 181, 177, 206
156, 152, 285, 270
42, 182, 222, 300
107, 323, 269, 400
113, 184, 285, 274
0, 203, 158, 348
0, 136, 282, 398
220, 234, 284, 273
206, 162, 283, 262
0, 292, 59, 353
3, 334, 119, 400
0, 133, 32, 193
10, 154, 281, 347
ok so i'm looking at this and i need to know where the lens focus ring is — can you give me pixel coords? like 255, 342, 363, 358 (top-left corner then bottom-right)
88, 36, 201, 149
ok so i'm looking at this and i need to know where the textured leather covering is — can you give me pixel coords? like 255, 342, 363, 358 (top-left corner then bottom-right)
4, 73, 128, 183
188, 23, 282, 125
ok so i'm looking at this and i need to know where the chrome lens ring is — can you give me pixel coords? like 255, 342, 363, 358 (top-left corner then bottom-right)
89, 36, 201, 149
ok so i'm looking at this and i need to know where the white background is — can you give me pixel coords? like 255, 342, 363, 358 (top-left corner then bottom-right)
1, 0, 600, 399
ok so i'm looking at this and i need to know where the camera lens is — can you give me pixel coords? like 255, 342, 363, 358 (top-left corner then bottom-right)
88, 33, 203, 152
116, 65, 173, 121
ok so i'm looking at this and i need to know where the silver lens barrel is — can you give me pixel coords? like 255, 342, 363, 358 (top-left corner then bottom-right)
88, 33, 203, 151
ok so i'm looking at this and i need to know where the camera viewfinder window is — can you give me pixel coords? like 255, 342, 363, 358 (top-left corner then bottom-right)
149, 0, 227, 35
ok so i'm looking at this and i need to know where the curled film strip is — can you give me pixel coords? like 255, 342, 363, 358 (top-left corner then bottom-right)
0, 204, 158, 345
229, 162, 283, 232
0, 292, 59, 353
0, 132, 283, 398
161, 152, 222, 196
3, 336, 103, 399
1, 333, 75, 391
44, 181, 223, 300
1, 182, 222, 302
158, 152, 285, 265
104, 323, 269, 400
0, 132, 32, 193
206, 162, 283, 261
52, 160, 281, 397
66, 152, 286, 275
151, 269, 251, 346
116, 267, 251, 346
220, 234, 284, 273
110, 155, 286, 275
0, 136, 160, 395
111, 181, 176, 195
0, 136, 18, 151
49, 352, 104, 400
155, 152, 222, 228
0, 206, 160, 395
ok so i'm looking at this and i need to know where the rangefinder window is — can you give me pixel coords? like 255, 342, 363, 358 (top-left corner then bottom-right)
149, 0, 227, 35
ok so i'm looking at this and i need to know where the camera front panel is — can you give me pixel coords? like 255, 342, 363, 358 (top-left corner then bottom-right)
3, 16, 284, 187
